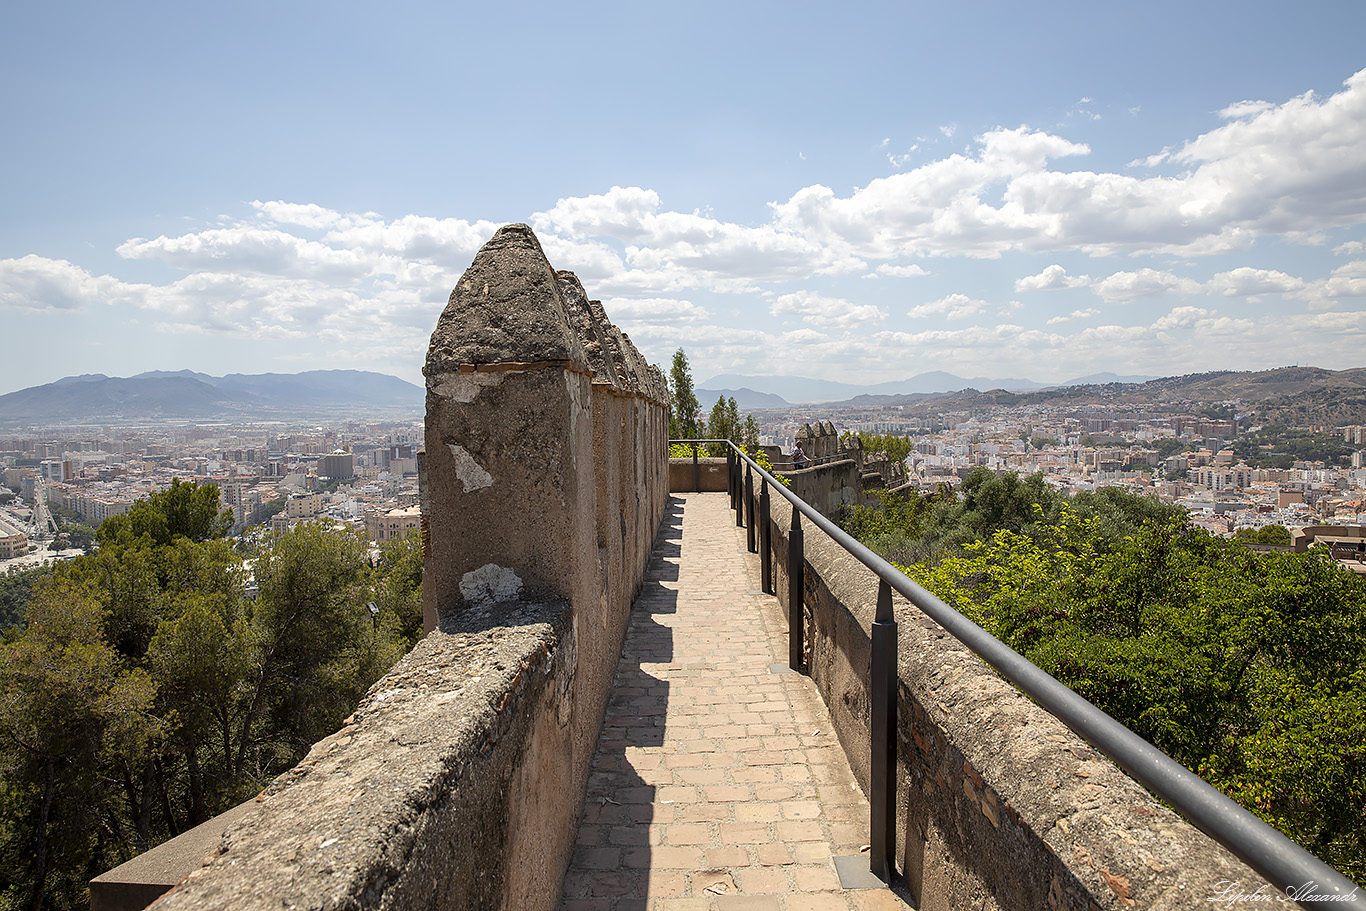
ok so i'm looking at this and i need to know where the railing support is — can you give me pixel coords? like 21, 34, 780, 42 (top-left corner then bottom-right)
870, 579, 897, 883
727, 448, 736, 506
788, 506, 804, 671
745, 464, 756, 553
759, 477, 772, 594
692, 441, 700, 493
735, 459, 744, 527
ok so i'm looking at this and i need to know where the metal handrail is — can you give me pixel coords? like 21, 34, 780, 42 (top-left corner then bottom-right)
673, 438, 1359, 907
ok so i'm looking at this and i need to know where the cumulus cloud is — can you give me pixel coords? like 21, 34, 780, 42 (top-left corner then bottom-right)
908, 293, 990, 320
1206, 267, 1306, 298
603, 297, 710, 324
875, 263, 930, 278
770, 290, 886, 328
1335, 240, 1364, 255
1015, 264, 1091, 291
118, 228, 374, 281
1219, 100, 1275, 120
1046, 308, 1100, 324
0, 255, 136, 311
767, 69, 1366, 259
1315, 259, 1366, 299
532, 186, 864, 292
1092, 268, 1203, 303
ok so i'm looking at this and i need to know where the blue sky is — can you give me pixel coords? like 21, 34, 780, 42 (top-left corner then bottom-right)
2, 1, 1364, 394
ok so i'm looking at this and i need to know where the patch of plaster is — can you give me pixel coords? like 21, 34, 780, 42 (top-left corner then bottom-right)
430, 372, 503, 403
447, 443, 493, 491
565, 372, 588, 456
460, 564, 523, 604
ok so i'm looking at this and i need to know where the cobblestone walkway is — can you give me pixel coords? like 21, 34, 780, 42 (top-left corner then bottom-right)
559, 493, 907, 911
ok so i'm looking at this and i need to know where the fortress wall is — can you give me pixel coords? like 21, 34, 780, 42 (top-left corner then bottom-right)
140, 225, 668, 911
762, 505, 1267, 911
780, 458, 864, 518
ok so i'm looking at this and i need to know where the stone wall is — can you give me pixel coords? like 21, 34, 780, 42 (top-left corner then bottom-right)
759, 504, 1271, 910
137, 225, 668, 911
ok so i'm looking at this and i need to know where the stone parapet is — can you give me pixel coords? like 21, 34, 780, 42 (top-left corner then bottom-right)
147, 601, 575, 911
124, 224, 668, 911
668, 456, 729, 492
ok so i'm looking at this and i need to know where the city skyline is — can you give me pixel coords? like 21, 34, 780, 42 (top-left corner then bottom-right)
2, 1, 1364, 395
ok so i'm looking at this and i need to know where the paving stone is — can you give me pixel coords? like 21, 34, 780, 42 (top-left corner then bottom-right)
557, 493, 908, 911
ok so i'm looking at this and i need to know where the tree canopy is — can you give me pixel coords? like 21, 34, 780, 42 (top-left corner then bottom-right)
844, 471, 1366, 879
0, 480, 419, 909
668, 348, 700, 440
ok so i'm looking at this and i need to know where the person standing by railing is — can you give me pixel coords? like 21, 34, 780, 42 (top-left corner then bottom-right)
793, 441, 810, 468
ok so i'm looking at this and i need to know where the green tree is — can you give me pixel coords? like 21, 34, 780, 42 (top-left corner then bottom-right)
0, 567, 49, 634
705, 395, 746, 455
0, 577, 160, 910
846, 432, 914, 465
146, 593, 251, 825
98, 479, 232, 550
370, 529, 426, 647
898, 507, 1366, 877
1233, 525, 1292, 546
243, 522, 402, 769
741, 414, 761, 452
668, 349, 700, 440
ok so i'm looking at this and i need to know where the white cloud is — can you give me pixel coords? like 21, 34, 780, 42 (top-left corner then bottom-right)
1092, 268, 1203, 303
1151, 306, 1210, 331
1218, 100, 1275, 120
908, 293, 990, 320
875, 263, 930, 278
1316, 259, 1366, 299
1334, 240, 1364, 255
770, 290, 886, 328
1046, 308, 1100, 324
1015, 264, 1091, 291
1206, 267, 1306, 298
0, 255, 134, 311
769, 69, 1366, 259
118, 228, 374, 281
602, 297, 710, 324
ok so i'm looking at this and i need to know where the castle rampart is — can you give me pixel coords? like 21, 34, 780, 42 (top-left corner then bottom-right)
117, 224, 668, 911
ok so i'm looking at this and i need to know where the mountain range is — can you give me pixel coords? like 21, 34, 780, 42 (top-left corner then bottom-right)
0, 370, 424, 423
697, 371, 1157, 407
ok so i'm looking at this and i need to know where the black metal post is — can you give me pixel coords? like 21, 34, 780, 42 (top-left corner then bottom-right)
692, 441, 700, 493
727, 448, 736, 506
735, 457, 745, 527
870, 579, 897, 883
759, 477, 772, 594
788, 506, 804, 671
745, 464, 756, 553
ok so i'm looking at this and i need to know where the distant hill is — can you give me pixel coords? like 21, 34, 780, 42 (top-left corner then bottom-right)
0, 370, 423, 423
694, 387, 792, 410
700, 371, 1158, 403
845, 366, 1366, 425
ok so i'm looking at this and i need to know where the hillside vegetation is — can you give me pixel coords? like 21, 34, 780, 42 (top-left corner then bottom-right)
843, 470, 1366, 879
869, 366, 1366, 425
0, 481, 424, 911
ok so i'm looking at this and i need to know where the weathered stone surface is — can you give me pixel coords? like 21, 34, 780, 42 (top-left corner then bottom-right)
556, 271, 620, 388
424, 223, 586, 374
151, 601, 572, 911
